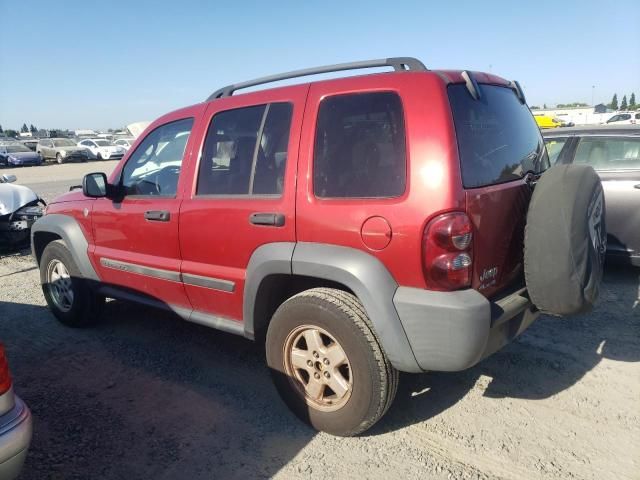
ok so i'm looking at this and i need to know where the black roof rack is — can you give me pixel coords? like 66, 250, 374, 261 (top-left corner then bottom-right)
206, 57, 427, 101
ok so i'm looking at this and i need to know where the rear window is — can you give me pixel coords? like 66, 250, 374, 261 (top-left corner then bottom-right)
449, 84, 548, 188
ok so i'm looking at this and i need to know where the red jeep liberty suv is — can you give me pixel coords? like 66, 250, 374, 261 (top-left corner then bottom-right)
32, 58, 606, 436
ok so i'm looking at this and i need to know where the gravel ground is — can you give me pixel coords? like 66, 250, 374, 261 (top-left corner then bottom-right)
0, 163, 639, 479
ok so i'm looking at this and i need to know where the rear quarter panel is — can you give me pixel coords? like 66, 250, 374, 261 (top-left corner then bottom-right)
296, 72, 465, 289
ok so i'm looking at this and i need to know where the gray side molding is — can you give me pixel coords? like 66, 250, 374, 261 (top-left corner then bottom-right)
292, 243, 421, 373
31, 214, 99, 281
243, 242, 295, 339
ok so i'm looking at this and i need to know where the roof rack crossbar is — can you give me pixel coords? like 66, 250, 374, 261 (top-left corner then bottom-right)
206, 57, 427, 101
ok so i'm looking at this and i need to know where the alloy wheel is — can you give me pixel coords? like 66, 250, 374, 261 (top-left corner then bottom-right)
283, 325, 353, 412
47, 259, 74, 312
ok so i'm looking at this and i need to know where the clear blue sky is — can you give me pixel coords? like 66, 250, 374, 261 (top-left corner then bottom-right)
1, 0, 638, 131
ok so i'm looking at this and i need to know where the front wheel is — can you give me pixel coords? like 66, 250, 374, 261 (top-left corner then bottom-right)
40, 240, 104, 327
266, 288, 398, 436
56, 153, 64, 164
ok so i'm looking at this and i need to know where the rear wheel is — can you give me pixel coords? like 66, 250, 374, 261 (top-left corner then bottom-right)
40, 240, 104, 327
266, 288, 398, 436
55, 153, 64, 164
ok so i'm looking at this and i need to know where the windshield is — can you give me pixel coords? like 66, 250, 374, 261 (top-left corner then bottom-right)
448, 84, 549, 188
95, 140, 111, 146
6, 145, 32, 153
53, 139, 77, 147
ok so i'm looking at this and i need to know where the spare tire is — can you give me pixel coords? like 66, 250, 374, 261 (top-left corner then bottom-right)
524, 164, 606, 316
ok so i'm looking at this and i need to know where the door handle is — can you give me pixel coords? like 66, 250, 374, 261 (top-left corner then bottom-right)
144, 210, 170, 222
249, 212, 285, 227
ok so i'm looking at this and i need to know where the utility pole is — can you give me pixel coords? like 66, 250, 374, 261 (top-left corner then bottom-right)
592, 85, 595, 106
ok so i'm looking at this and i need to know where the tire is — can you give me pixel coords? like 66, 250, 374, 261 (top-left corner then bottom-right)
266, 288, 398, 436
40, 240, 104, 327
97, 153, 103, 161
524, 165, 606, 316
56, 153, 64, 164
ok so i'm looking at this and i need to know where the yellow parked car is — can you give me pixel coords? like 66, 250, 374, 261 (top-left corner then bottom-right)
533, 114, 563, 129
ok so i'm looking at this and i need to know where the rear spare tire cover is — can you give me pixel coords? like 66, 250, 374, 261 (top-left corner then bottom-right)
524, 165, 606, 316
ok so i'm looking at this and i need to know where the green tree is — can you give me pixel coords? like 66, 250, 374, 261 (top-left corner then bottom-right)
21, 123, 28, 133
543, 103, 547, 109
0, 124, 3, 134
620, 95, 628, 110
629, 93, 636, 110
29, 124, 37, 133
609, 94, 618, 110
4, 129, 19, 138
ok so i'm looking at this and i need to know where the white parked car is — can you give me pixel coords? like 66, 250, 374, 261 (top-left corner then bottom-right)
606, 112, 639, 125
77, 138, 126, 160
113, 138, 136, 151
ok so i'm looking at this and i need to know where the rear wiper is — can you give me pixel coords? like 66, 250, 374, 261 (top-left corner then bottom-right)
522, 169, 541, 187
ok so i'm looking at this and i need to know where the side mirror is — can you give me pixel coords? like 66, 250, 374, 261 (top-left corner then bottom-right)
1, 174, 17, 183
82, 172, 108, 198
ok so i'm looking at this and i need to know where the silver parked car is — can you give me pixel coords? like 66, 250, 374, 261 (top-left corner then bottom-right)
36, 138, 90, 164
0, 343, 32, 479
543, 125, 640, 265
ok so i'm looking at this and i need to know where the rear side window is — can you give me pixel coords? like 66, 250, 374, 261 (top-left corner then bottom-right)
313, 92, 406, 198
544, 137, 568, 164
574, 137, 640, 170
197, 103, 293, 196
449, 84, 548, 188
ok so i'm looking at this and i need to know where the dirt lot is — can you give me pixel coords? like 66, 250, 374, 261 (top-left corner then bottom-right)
0, 163, 639, 479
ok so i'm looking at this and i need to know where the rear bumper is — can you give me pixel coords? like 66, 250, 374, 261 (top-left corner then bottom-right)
393, 286, 539, 372
0, 395, 32, 480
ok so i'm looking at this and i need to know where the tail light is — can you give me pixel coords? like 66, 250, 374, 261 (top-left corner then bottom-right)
0, 344, 12, 395
423, 212, 473, 291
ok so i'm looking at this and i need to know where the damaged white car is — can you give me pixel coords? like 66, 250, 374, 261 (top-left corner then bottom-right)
0, 174, 45, 246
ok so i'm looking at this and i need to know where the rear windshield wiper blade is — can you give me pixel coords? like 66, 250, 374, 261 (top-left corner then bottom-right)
522, 169, 541, 187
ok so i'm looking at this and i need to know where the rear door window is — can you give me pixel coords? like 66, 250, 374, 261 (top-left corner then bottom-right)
313, 92, 406, 198
448, 84, 548, 188
574, 137, 640, 170
197, 102, 293, 196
